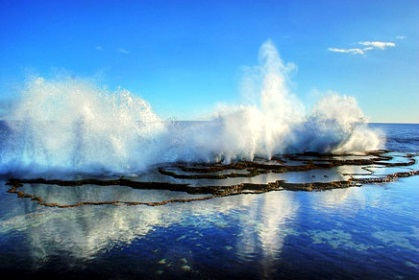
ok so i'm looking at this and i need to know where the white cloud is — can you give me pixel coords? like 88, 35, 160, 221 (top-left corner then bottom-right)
118, 48, 129, 54
358, 41, 395, 49
328, 48, 366, 55
329, 40, 396, 55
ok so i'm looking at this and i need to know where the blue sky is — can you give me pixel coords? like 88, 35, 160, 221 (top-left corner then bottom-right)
0, 0, 418, 122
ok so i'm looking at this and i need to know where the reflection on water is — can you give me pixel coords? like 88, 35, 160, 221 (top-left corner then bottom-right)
0, 188, 297, 271
0, 200, 168, 268
233, 192, 299, 278
1, 175, 418, 279
19, 184, 203, 205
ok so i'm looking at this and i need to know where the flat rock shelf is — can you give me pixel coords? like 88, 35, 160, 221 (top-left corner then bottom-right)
6, 150, 419, 208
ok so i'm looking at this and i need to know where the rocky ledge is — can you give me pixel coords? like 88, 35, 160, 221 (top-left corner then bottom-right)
5, 151, 418, 207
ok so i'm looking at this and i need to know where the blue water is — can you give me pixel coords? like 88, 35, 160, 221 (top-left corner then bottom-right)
0, 123, 418, 279
371, 123, 419, 153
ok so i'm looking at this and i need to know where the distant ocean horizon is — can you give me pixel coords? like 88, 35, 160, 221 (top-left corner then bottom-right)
369, 123, 418, 152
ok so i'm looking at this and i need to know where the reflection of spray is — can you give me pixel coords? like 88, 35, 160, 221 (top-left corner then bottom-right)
0, 41, 383, 177
235, 192, 299, 279
0, 200, 167, 268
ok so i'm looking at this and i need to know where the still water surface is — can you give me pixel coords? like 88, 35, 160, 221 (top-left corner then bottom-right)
0, 176, 418, 279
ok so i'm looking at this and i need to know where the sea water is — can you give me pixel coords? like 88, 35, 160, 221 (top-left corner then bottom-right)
0, 123, 418, 279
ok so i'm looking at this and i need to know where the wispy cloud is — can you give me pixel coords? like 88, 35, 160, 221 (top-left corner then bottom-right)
328, 48, 366, 55
118, 48, 129, 54
358, 41, 395, 49
95, 46, 103, 51
329, 40, 396, 55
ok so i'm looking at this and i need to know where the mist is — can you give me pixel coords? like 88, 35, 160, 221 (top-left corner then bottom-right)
0, 41, 384, 177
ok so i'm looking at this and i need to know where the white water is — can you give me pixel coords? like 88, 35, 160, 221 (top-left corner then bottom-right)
0, 41, 383, 177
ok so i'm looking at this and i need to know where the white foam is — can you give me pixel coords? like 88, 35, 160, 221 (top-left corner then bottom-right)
0, 41, 384, 177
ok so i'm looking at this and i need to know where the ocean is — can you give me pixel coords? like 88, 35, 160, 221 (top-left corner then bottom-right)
0, 122, 418, 279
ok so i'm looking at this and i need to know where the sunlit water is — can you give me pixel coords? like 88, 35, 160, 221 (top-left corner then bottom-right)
0, 177, 418, 279
0, 124, 418, 279
0, 41, 417, 279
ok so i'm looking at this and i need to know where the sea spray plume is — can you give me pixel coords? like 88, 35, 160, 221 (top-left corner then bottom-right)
211, 40, 305, 162
318, 94, 383, 153
211, 41, 382, 158
1, 77, 166, 176
333, 125, 383, 154
250, 41, 382, 155
305, 93, 366, 152
161, 120, 224, 163
291, 93, 384, 153
0, 41, 384, 178
257, 41, 305, 156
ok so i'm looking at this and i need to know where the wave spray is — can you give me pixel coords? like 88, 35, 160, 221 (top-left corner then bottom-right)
0, 41, 383, 177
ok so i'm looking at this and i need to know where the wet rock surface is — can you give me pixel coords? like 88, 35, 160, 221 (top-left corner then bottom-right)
6, 150, 418, 207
